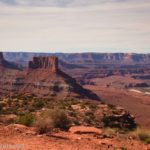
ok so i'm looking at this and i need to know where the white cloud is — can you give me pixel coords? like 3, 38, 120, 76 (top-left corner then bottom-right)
0, 0, 150, 53
1, 0, 150, 7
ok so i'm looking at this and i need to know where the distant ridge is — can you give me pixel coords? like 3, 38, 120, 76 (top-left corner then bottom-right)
3, 52, 150, 67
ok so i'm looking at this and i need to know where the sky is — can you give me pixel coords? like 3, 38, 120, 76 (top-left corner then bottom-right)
0, 0, 150, 53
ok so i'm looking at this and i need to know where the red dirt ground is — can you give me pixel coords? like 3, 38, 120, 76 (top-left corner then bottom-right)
0, 124, 149, 150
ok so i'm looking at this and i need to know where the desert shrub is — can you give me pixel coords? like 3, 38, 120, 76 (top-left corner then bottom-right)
28, 108, 36, 112
120, 146, 127, 150
57, 101, 69, 109
88, 103, 97, 110
49, 109, 70, 130
108, 104, 116, 109
7, 99, 12, 106
0, 104, 3, 112
16, 113, 34, 126
57, 99, 77, 109
73, 119, 80, 125
84, 116, 92, 124
85, 111, 94, 117
84, 111, 95, 124
4, 107, 18, 115
102, 115, 119, 128
129, 128, 150, 144
35, 108, 70, 134
32, 100, 44, 109
68, 111, 77, 117
102, 113, 136, 131
80, 101, 88, 109
138, 129, 150, 144
80, 101, 98, 111
80, 103, 86, 109
34, 116, 53, 134
22, 100, 28, 105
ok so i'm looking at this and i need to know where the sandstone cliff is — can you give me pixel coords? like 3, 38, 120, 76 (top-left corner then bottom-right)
28, 56, 58, 72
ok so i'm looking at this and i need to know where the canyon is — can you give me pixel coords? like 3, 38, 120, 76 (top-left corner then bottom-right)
0, 52, 150, 149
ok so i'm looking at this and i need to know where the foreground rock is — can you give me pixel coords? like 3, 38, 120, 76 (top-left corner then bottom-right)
69, 126, 102, 135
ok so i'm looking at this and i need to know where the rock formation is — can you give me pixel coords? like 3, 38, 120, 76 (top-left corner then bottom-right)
28, 56, 58, 72
0, 54, 100, 100
3, 52, 150, 82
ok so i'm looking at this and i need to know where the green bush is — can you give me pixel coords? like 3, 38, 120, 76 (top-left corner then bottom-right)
33, 100, 44, 109
68, 111, 77, 117
88, 103, 97, 110
16, 113, 34, 126
102, 115, 114, 127
84, 116, 92, 124
84, 111, 95, 125
108, 104, 116, 109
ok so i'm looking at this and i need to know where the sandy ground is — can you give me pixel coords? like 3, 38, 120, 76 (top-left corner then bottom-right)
0, 124, 149, 150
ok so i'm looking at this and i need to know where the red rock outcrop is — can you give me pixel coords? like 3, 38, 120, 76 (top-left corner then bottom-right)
28, 56, 58, 72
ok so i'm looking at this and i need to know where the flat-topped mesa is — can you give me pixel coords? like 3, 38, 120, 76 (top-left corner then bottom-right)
28, 56, 58, 72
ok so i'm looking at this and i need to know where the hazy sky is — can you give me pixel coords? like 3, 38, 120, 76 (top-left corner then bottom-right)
0, 0, 150, 53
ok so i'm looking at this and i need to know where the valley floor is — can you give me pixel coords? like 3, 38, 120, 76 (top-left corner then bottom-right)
85, 82, 150, 129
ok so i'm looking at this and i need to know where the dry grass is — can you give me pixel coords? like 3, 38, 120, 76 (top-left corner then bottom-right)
130, 127, 150, 144
34, 108, 70, 134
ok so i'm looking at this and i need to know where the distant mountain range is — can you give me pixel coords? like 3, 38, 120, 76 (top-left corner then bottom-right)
3, 52, 150, 67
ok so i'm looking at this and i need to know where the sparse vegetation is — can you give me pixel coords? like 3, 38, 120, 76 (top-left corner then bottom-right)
0, 96, 137, 134
84, 116, 92, 124
68, 111, 77, 117
32, 99, 44, 109
131, 128, 150, 144
88, 103, 97, 110
16, 113, 34, 126
120, 146, 127, 150
102, 113, 136, 131
108, 104, 116, 109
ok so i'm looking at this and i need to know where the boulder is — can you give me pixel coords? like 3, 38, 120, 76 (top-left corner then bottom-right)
69, 126, 102, 135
